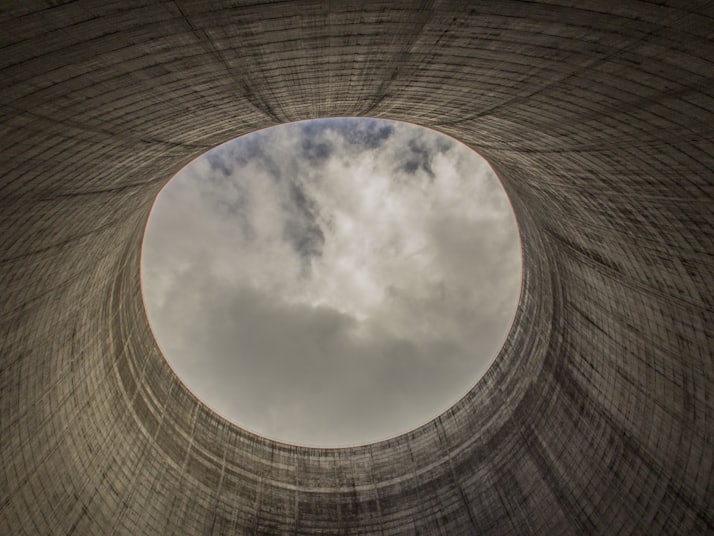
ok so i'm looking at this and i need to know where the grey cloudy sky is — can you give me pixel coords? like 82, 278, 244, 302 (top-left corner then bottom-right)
141, 118, 521, 447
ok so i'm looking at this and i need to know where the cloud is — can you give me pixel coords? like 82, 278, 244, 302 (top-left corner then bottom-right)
141, 118, 521, 446
282, 181, 325, 267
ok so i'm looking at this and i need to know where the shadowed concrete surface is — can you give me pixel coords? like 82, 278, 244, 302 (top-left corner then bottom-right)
1, 2, 712, 534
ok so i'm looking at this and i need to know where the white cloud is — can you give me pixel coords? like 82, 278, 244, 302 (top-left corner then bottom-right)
141, 118, 521, 447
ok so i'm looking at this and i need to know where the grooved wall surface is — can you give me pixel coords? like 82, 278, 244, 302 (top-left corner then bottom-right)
1, 1, 713, 534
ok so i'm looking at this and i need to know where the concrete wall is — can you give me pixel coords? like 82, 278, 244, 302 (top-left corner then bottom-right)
1, 1, 712, 534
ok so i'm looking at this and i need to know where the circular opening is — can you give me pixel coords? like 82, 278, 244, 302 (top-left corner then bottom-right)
141, 118, 522, 447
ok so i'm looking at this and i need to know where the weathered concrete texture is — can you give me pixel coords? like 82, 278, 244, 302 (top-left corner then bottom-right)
1, 2, 713, 534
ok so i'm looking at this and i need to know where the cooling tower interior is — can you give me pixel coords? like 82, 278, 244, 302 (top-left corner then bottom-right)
1, 2, 712, 534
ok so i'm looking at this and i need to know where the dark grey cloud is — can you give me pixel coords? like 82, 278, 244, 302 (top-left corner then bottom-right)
404, 137, 435, 177
398, 129, 453, 178
337, 119, 394, 149
142, 118, 521, 446
282, 181, 325, 266
206, 152, 232, 177
299, 137, 334, 164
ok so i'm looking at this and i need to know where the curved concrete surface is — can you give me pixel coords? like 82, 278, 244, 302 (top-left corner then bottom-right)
1, 2, 712, 534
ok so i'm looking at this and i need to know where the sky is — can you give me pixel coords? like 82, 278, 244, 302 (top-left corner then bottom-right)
141, 118, 521, 447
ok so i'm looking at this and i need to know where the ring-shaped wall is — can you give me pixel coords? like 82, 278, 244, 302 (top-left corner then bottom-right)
1, 2, 712, 535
